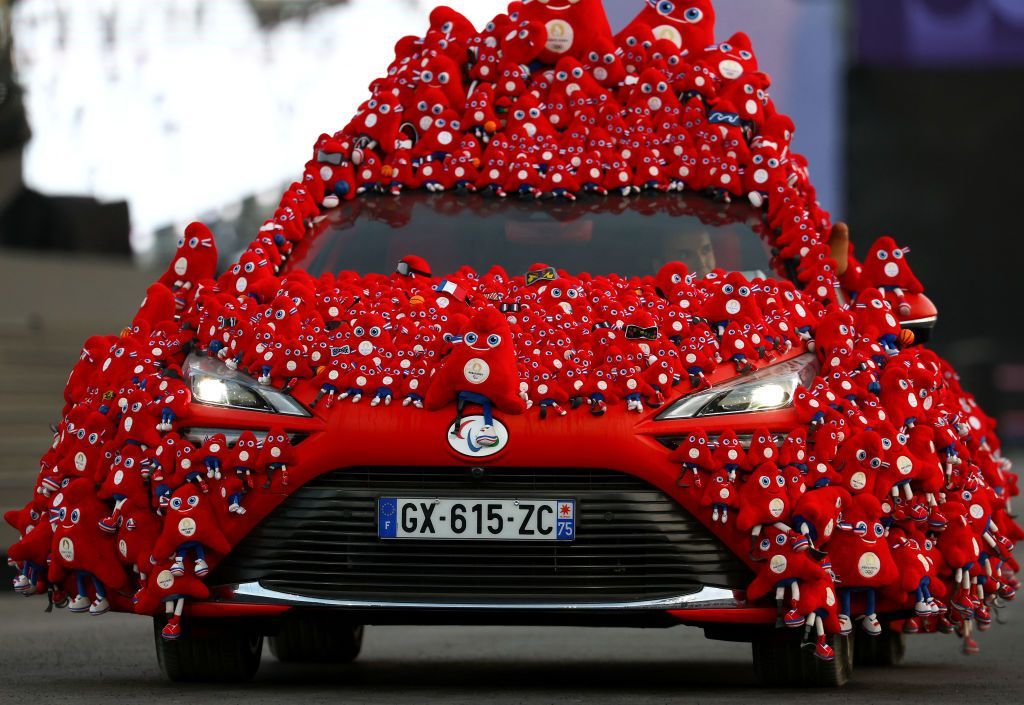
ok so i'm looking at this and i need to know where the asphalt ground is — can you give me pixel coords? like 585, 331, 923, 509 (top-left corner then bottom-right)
1, 592, 1022, 705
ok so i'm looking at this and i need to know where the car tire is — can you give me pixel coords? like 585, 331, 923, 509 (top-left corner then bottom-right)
154, 617, 263, 682
752, 629, 852, 688
269, 617, 364, 664
854, 625, 905, 667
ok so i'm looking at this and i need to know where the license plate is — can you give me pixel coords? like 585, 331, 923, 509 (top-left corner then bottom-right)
378, 498, 575, 541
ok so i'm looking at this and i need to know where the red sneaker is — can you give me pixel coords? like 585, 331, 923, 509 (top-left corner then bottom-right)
814, 636, 835, 662
902, 617, 920, 634
161, 616, 182, 641
962, 637, 980, 655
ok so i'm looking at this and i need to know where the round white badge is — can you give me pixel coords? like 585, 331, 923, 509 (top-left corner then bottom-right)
652, 23, 682, 47
58, 537, 75, 562
769, 498, 785, 518
463, 358, 491, 385
178, 517, 197, 538
157, 570, 175, 590
858, 552, 881, 578
770, 554, 788, 574
545, 19, 574, 54
446, 415, 509, 459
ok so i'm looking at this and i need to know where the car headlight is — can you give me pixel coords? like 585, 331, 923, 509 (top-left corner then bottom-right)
658, 354, 818, 420
185, 354, 310, 417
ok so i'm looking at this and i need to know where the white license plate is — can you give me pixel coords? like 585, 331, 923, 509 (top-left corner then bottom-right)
377, 498, 575, 541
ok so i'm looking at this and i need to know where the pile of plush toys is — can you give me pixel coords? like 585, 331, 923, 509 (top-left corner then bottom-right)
5, 0, 1019, 660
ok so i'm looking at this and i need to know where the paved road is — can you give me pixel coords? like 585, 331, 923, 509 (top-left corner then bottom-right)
1, 593, 1022, 705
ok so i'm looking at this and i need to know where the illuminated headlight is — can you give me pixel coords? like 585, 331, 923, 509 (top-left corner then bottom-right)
658, 354, 818, 420
185, 354, 310, 416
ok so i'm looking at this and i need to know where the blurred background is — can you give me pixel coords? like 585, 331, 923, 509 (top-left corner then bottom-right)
1, 0, 1022, 547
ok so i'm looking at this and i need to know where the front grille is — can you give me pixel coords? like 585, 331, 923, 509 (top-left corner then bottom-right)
212, 467, 751, 604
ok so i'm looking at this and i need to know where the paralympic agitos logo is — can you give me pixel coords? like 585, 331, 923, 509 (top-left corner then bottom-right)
446, 415, 509, 458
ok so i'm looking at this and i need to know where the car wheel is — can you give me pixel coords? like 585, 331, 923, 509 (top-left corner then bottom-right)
269, 616, 364, 664
153, 616, 263, 683
752, 629, 852, 688
854, 624, 905, 667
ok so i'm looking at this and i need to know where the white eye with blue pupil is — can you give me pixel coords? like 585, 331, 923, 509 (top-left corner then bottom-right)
464, 333, 479, 345
487, 334, 501, 347
188, 496, 199, 507
775, 533, 787, 545
657, 1, 675, 15
171, 498, 182, 509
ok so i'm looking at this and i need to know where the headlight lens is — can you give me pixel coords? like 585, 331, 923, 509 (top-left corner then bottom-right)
658, 354, 818, 420
185, 354, 310, 416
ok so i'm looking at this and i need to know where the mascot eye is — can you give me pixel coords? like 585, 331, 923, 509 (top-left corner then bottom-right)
557, 71, 568, 81
187, 495, 199, 507
244, 262, 255, 273
572, 67, 584, 79
776, 476, 786, 487
657, 1, 675, 16
177, 237, 185, 248
421, 71, 434, 82
487, 334, 502, 348
759, 476, 771, 488
354, 327, 365, 337
464, 332, 479, 345
856, 450, 867, 461
70, 509, 80, 523
514, 110, 526, 120
870, 458, 881, 469
124, 458, 134, 468
722, 284, 734, 294
893, 249, 904, 259
760, 538, 771, 551
874, 523, 885, 537
740, 50, 753, 60
768, 158, 780, 168
76, 429, 86, 439
369, 327, 382, 337
231, 264, 241, 274
275, 310, 286, 320
58, 507, 67, 521
877, 250, 888, 260
188, 237, 199, 248
171, 498, 182, 510
379, 104, 391, 114
962, 490, 972, 501
881, 438, 892, 450
438, 72, 450, 84
739, 287, 750, 297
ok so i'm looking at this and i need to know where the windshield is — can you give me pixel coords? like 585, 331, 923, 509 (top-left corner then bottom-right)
288, 192, 787, 281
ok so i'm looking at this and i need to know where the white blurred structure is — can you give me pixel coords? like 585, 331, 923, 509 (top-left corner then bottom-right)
11, 0, 508, 250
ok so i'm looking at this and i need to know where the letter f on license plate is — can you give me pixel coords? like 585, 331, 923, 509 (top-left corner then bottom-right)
378, 498, 575, 541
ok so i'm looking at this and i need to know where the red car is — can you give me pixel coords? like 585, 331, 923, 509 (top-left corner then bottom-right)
6, 0, 1018, 690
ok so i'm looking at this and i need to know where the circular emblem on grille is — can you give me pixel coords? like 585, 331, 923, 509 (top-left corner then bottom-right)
447, 415, 509, 459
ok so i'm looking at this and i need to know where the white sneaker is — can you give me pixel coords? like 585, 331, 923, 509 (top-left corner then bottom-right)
89, 598, 110, 616
838, 614, 853, 635
195, 559, 209, 577
68, 594, 91, 613
862, 613, 882, 635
